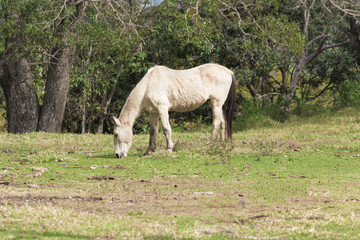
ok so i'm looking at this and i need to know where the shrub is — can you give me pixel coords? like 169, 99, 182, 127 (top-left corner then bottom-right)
234, 100, 281, 131
334, 79, 360, 109
292, 98, 326, 118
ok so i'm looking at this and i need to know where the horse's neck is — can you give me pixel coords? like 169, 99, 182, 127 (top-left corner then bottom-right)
119, 83, 145, 126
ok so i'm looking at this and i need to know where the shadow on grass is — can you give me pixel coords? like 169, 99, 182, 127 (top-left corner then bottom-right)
0, 229, 94, 239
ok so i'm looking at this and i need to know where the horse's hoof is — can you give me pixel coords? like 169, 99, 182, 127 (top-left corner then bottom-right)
144, 150, 155, 156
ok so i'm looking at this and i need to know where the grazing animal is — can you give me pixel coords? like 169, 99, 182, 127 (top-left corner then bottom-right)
111, 63, 236, 158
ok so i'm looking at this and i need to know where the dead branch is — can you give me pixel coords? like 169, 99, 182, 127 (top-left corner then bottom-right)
325, 0, 360, 19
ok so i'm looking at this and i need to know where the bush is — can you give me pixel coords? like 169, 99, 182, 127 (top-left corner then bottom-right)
292, 99, 326, 118
334, 79, 360, 109
234, 100, 282, 131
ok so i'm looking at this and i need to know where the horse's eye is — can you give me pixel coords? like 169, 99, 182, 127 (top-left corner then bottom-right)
114, 134, 118, 137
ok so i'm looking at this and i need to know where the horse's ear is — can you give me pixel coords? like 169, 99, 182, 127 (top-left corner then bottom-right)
111, 116, 121, 126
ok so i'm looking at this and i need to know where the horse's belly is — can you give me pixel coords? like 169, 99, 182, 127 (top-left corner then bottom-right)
169, 95, 207, 112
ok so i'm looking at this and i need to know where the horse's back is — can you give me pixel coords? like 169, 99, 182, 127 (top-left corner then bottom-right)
142, 64, 233, 112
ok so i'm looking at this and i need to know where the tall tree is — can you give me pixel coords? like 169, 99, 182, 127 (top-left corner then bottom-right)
284, 0, 350, 107
37, 1, 87, 132
0, 0, 88, 133
64, 0, 146, 134
328, 0, 360, 64
0, 6, 40, 133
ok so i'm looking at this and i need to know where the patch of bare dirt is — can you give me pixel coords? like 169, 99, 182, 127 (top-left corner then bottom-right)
0, 179, 250, 219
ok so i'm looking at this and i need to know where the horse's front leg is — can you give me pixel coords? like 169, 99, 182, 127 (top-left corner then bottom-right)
159, 108, 174, 152
147, 112, 159, 153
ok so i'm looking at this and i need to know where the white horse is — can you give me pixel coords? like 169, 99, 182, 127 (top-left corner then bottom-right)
111, 63, 236, 158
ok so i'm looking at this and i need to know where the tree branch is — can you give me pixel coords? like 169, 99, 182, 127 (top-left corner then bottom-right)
255, 92, 281, 100
322, 38, 351, 51
307, 33, 328, 47
306, 81, 333, 102
305, 35, 330, 63
326, 0, 360, 18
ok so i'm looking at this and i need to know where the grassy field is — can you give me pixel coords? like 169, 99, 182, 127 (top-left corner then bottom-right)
1, 108, 360, 239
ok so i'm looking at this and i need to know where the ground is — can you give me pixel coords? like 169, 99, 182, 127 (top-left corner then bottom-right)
1, 108, 360, 239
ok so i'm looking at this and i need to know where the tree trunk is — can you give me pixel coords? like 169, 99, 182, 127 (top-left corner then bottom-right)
37, 46, 75, 132
0, 11, 40, 133
285, 52, 307, 105
81, 90, 87, 134
0, 57, 40, 133
344, 17, 360, 64
37, 1, 87, 133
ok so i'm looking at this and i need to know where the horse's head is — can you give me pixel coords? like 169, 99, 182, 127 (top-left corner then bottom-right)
111, 116, 133, 158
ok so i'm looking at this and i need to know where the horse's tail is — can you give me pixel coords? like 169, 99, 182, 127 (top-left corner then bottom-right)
224, 73, 236, 139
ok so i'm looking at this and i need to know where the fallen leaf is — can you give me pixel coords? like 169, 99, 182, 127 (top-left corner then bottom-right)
2, 149, 15, 153
349, 198, 360, 202
268, 172, 280, 178
1, 209, 11, 218
114, 164, 126, 169
237, 215, 268, 223
88, 175, 115, 181
289, 175, 308, 178
31, 167, 48, 173
27, 172, 42, 178
20, 161, 31, 165
8, 158, 22, 162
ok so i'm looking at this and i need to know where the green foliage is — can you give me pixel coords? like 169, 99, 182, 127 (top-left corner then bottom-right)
334, 78, 360, 108
292, 99, 326, 118
143, 0, 222, 68
234, 100, 282, 131
261, 15, 304, 57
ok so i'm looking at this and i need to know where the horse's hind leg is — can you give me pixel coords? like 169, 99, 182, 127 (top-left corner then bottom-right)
147, 112, 159, 153
210, 100, 226, 139
158, 107, 174, 152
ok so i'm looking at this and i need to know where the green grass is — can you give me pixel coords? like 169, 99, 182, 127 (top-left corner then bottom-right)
1, 108, 360, 239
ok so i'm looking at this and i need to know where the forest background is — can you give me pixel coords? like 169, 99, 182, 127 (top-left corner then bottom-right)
0, 0, 359, 134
